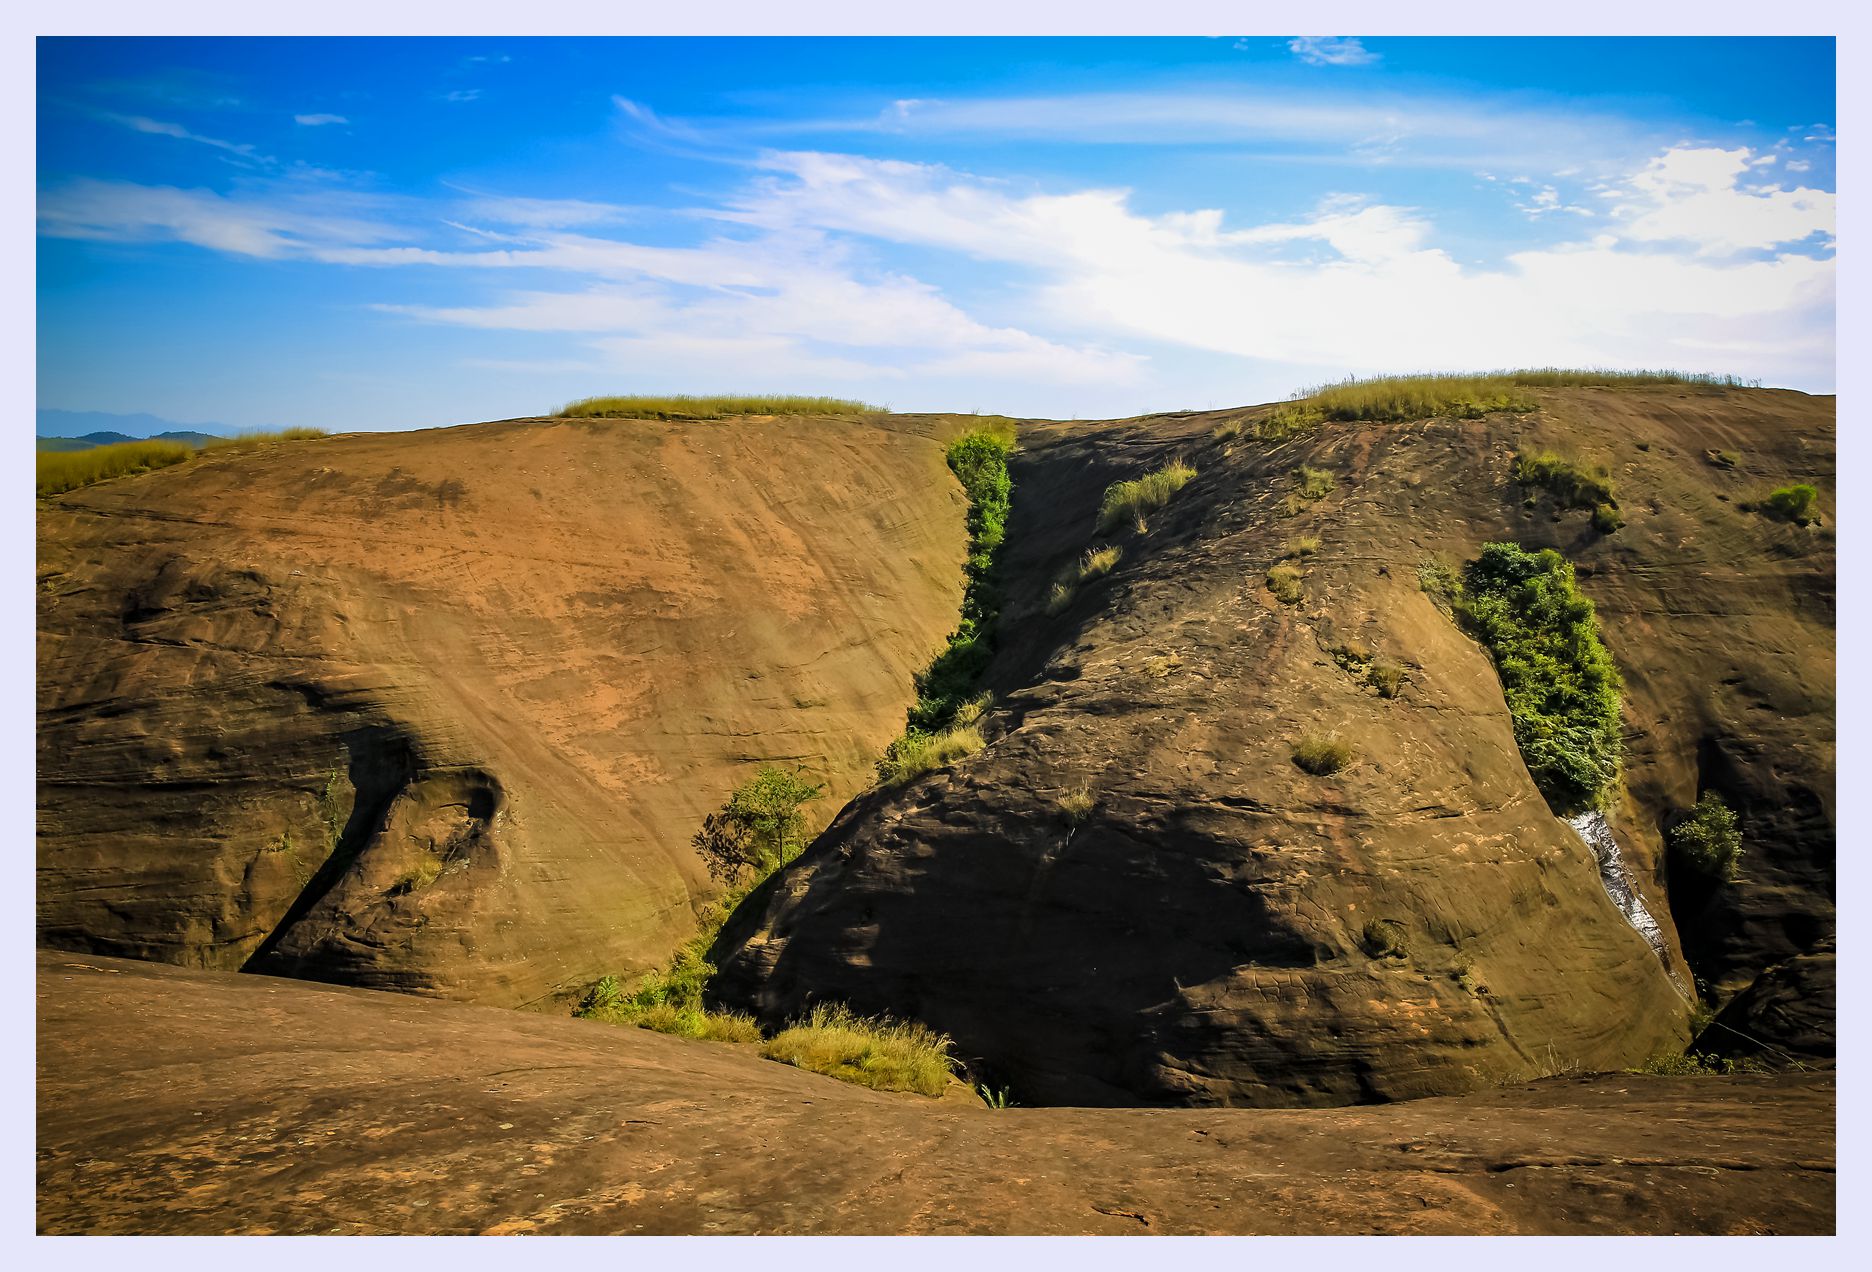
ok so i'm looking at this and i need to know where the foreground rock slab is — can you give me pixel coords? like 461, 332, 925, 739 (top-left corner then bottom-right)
37, 953, 1833, 1235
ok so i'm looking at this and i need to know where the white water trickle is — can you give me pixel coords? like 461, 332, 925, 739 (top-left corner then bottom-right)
1564, 811, 1691, 999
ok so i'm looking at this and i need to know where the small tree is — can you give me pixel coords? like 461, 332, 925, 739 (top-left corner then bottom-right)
1670, 791, 1743, 882
693, 766, 824, 884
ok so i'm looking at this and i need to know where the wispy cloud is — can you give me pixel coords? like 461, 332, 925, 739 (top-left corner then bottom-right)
94, 110, 269, 163
294, 113, 348, 127
442, 89, 482, 104
1288, 37, 1380, 68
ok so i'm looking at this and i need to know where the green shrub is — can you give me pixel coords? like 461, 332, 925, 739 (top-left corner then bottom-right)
878, 722, 985, 786
1295, 465, 1336, 500
1266, 564, 1304, 605
1458, 543, 1622, 811
1761, 483, 1820, 525
1097, 458, 1197, 533
1635, 1050, 1766, 1077
1513, 449, 1617, 512
1288, 535, 1320, 557
1591, 503, 1625, 533
761, 1002, 957, 1096
1292, 733, 1354, 775
692, 766, 824, 885
37, 440, 194, 496
1670, 791, 1743, 881
557, 394, 882, 419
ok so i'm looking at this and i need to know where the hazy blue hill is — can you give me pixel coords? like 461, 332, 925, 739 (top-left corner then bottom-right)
37, 409, 234, 443
37, 429, 223, 452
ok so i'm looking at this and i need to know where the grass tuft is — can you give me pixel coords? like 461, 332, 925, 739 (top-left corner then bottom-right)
761, 1002, 957, 1097
558, 394, 882, 420
1292, 733, 1355, 775
1058, 786, 1097, 825
1098, 458, 1197, 533
1266, 564, 1304, 605
1294, 465, 1336, 500
1287, 535, 1321, 557
1045, 545, 1124, 615
878, 722, 986, 786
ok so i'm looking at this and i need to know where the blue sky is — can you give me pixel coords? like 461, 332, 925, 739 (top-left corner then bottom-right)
37, 36, 1836, 431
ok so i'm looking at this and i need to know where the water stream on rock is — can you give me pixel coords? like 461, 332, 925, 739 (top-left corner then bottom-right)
1564, 811, 1691, 999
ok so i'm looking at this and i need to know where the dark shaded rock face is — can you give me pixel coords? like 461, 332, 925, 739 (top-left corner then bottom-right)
1695, 943, 1835, 1065
716, 387, 1834, 1106
37, 415, 969, 1006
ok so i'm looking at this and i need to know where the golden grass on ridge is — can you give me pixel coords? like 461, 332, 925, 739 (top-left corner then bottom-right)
558, 394, 884, 420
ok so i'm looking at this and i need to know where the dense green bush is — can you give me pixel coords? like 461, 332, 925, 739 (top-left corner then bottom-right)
1459, 543, 1623, 811
1670, 791, 1743, 881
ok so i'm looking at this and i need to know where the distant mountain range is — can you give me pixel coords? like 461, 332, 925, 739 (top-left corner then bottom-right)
36, 409, 234, 452
37, 430, 225, 452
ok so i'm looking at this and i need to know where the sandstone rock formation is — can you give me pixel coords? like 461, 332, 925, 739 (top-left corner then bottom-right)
37, 414, 968, 1005
715, 387, 1835, 1104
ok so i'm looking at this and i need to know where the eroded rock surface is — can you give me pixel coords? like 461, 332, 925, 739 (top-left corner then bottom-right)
37, 414, 968, 1005
35, 953, 1835, 1236
716, 387, 1834, 1104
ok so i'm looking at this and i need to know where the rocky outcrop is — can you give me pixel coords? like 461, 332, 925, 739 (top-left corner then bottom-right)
36, 414, 969, 1005
716, 387, 1834, 1105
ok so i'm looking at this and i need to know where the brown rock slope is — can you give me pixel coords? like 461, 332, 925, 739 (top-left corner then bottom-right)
715, 385, 1834, 1105
36, 953, 1835, 1235
37, 413, 968, 1006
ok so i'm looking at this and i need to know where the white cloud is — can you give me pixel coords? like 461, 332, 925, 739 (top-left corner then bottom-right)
1288, 37, 1379, 67
443, 89, 482, 104
1614, 146, 1834, 254
294, 113, 349, 127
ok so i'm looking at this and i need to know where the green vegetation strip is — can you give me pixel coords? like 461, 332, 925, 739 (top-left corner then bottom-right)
1455, 543, 1622, 812
556, 394, 883, 420
37, 429, 329, 497
899, 422, 1016, 737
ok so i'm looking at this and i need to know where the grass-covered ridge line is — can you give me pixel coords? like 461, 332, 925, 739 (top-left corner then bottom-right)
1457, 543, 1623, 812
37, 429, 329, 497
902, 423, 1016, 736
557, 394, 883, 420
1256, 368, 1758, 435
